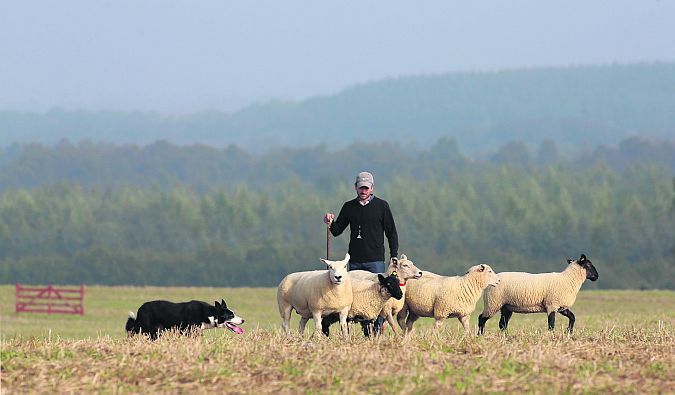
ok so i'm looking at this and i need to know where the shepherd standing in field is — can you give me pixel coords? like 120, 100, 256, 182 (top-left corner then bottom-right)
323, 171, 399, 335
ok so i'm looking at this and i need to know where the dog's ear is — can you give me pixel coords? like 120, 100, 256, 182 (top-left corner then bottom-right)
214, 300, 220, 308
221, 299, 227, 308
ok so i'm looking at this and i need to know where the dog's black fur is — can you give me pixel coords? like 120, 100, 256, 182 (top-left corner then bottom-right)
126, 299, 244, 340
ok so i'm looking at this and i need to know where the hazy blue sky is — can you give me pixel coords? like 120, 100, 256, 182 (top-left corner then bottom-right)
2, 1, 674, 114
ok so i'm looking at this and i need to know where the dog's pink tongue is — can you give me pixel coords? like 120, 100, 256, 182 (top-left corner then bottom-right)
227, 322, 244, 334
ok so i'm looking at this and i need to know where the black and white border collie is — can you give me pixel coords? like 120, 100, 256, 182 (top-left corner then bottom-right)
126, 299, 244, 340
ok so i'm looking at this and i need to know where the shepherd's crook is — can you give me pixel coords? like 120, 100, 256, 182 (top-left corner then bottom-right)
326, 221, 331, 260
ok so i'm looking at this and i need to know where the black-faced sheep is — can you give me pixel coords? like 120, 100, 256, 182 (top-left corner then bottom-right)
321, 273, 403, 337
349, 254, 423, 334
477, 254, 599, 335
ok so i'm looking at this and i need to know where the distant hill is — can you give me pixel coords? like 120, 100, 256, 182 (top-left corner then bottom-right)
2, 63, 674, 154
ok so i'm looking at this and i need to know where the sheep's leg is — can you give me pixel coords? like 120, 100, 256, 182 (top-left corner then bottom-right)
397, 304, 409, 330
372, 316, 385, 336
384, 311, 400, 335
298, 316, 309, 335
405, 312, 420, 334
559, 309, 575, 334
321, 314, 339, 337
432, 309, 445, 333
361, 321, 372, 337
311, 312, 325, 339
338, 307, 350, 340
321, 319, 330, 337
280, 304, 293, 336
478, 313, 491, 335
431, 318, 444, 333
458, 315, 470, 333
379, 320, 388, 334
378, 313, 390, 335
498, 306, 513, 331
547, 312, 556, 331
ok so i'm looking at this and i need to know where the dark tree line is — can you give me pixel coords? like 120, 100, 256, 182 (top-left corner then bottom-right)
1, 136, 673, 193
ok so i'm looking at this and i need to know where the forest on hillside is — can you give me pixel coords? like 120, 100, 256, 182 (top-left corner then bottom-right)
2, 63, 674, 153
0, 138, 673, 289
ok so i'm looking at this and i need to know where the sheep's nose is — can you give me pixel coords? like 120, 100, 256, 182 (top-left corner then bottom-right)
335, 275, 342, 281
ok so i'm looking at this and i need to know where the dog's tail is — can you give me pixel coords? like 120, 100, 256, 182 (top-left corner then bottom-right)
125, 311, 139, 334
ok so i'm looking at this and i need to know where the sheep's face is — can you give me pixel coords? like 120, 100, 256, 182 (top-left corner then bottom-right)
321, 253, 350, 285
378, 274, 403, 300
390, 254, 423, 280
470, 264, 499, 287
569, 254, 599, 281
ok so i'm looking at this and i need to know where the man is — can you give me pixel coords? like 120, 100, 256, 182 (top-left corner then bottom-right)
323, 171, 399, 335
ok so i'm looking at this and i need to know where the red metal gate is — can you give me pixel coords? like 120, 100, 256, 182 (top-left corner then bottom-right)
15, 284, 85, 315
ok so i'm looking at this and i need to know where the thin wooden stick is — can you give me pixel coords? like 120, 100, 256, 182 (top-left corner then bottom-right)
326, 224, 331, 260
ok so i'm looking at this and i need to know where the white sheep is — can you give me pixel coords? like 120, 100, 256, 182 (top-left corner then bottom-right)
321, 273, 403, 337
277, 253, 353, 339
478, 254, 599, 335
349, 254, 423, 334
397, 264, 499, 334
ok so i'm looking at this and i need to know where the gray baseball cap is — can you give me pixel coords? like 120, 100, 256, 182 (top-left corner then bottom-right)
355, 171, 374, 188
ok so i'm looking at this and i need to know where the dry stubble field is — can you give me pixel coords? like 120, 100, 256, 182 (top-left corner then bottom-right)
1, 286, 673, 394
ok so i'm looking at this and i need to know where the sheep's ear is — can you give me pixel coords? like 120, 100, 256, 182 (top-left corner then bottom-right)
580, 254, 587, 261
478, 264, 486, 272
390, 257, 399, 266
378, 274, 386, 283
400, 254, 407, 261
567, 259, 573, 264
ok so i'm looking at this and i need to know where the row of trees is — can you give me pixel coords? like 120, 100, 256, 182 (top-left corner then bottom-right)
1, 136, 673, 193
1, 162, 672, 289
